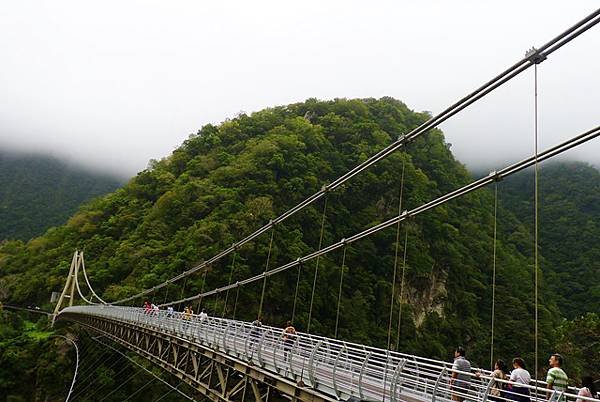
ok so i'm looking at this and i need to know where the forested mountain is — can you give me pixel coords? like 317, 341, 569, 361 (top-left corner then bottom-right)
500, 161, 600, 318
0, 151, 124, 241
0, 98, 597, 401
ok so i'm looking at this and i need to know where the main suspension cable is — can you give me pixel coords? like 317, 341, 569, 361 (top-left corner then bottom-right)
113, 8, 600, 306
80, 252, 107, 304
73, 252, 96, 305
163, 124, 600, 308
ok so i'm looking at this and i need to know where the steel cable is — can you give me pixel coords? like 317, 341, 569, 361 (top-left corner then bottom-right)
112, 8, 600, 306
396, 226, 410, 351
489, 181, 498, 370
334, 244, 348, 338
50, 335, 79, 402
307, 195, 328, 333
92, 337, 197, 402
533, 63, 540, 381
388, 160, 406, 350
80, 252, 107, 304
162, 124, 600, 308
258, 225, 276, 319
222, 250, 237, 318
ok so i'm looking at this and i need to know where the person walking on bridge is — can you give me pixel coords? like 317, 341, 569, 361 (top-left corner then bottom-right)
248, 316, 263, 359
143, 301, 151, 314
450, 346, 472, 402
282, 321, 296, 362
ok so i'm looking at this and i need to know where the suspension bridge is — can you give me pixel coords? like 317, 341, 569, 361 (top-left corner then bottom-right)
46, 7, 600, 402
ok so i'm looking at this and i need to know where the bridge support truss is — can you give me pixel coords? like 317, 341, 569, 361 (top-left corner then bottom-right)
60, 312, 334, 402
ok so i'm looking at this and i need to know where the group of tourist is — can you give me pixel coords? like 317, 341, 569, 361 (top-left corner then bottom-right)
451, 347, 597, 402
141, 301, 207, 322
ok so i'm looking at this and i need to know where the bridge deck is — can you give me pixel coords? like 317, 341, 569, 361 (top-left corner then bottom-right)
59, 306, 589, 402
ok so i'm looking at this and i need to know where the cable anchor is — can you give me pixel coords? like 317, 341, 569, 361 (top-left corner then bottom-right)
525, 47, 547, 64
488, 170, 503, 182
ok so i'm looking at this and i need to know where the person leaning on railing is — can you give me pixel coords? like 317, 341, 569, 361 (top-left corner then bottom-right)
507, 357, 531, 402
546, 354, 568, 401
489, 360, 509, 402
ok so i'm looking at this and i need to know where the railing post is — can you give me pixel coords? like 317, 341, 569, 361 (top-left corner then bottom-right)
212, 319, 219, 349
232, 323, 240, 356
202, 319, 210, 345
358, 352, 371, 400
308, 341, 323, 388
243, 325, 251, 360
222, 322, 229, 352
390, 358, 407, 402
288, 335, 300, 377
432, 367, 447, 402
257, 331, 267, 367
412, 355, 424, 393
272, 329, 282, 373
332, 344, 347, 397
481, 376, 496, 402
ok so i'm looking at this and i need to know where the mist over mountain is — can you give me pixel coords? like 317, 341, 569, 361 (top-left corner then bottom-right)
0, 150, 125, 241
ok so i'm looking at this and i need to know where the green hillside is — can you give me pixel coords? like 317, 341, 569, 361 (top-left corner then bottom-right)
0, 152, 124, 241
2, 98, 597, 400
500, 161, 600, 318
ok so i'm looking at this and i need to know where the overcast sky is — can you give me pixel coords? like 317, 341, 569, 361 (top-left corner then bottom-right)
1, 1, 598, 178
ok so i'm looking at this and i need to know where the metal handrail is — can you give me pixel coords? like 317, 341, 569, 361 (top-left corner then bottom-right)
59, 306, 595, 402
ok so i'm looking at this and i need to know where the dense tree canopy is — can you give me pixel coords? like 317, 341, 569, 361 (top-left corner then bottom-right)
501, 162, 600, 318
0, 151, 123, 241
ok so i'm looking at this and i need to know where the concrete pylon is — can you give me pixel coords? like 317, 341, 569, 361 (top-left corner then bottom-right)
51, 251, 80, 326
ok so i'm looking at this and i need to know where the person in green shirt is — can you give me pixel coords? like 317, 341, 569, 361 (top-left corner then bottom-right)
546, 354, 568, 401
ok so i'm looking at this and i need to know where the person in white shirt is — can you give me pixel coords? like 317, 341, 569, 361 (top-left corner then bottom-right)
199, 309, 208, 322
509, 357, 531, 402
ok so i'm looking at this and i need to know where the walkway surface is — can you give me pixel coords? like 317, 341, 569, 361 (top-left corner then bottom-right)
60, 306, 590, 402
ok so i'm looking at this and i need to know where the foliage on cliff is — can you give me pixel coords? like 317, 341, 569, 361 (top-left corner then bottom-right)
501, 162, 600, 318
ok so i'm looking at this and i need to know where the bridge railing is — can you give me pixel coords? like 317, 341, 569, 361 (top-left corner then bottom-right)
60, 305, 595, 402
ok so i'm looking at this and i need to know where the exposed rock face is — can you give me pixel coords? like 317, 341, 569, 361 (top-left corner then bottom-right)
406, 266, 447, 327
